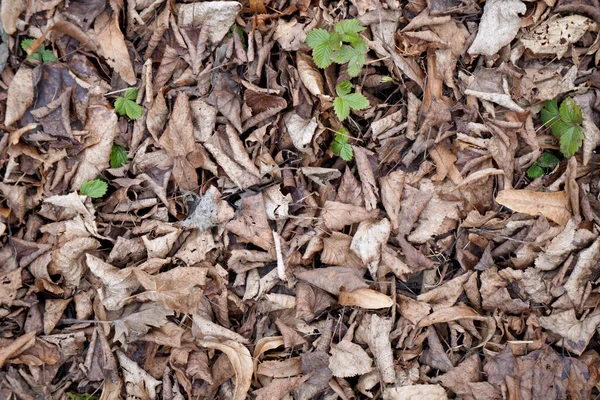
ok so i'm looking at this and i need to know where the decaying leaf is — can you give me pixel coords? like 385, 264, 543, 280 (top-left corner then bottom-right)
496, 189, 571, 225
468, 0, 526, 56
338, 288, 394, 309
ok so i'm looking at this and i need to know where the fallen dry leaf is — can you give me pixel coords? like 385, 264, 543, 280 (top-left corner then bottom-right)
496, 189, 571, 225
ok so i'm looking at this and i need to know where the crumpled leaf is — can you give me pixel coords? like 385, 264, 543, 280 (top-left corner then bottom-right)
284, 112, 317, 153
468, 0, 526, 56
350, 218, 391, 278
329, 340, 373, 377
384, 384, 448, 400
117, 350, 161, 399
539, 309, 600, 355
520, 15, 596, 59
113, 303, 174, 345
178, 1, 242, 44
321, 200, 379, 230
86, 254, 139, 311
225, 193, 274, 251
93, 11, 136, 85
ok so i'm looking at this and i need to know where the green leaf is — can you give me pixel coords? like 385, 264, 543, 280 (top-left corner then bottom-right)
550, 119, 572, 139
559, 124, 583, 158
306, 29, 334, 68
20, 38, 35, 51
536, 152, 560, 168
79, 179, 108, 198
336, 80, 352, 97
335, 127, 350, 144
334, 97, 351, 121
339, 143, 353, 161
527, 164, 544, 179
346, 51, 366, 77
341, 92, 369, 110
381, 76, 395, 83
67, 393, 98, 400
123, 88, 138, 101
540, 98, 559, 127
334, 19, 365, 43
114, 96, 143, 120
40, 49, 57, 62
559, 97, 582, 125
330, 45, 357, 64
110, 145, 128, 168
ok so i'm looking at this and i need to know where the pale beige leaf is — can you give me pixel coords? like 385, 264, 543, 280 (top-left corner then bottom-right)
353, 146, 378, 211
417, 272, 471, 311
284, 112, 317, 153
329, 340, 373, 377
338, 288, 394, 309
0, 332, 36, 369
44, 298, 71, 335
197, 338, 253, 400
520, 15, 596, 59
178, 1, 242, 44
52, 237, 100, 287
4, 66, 34, 126
86, 254, 139, 311
1, 0, 26, 34
360, 314, 395, 383
564, 238, 600, 307
539, 309, 600, 355
384, 384, 448, 400
294, 266, 368, 295
467, 0, 526, 56
297, 52, 324, 97
351, 218, 391, 278
192, 314, 249, 343
321, 201, 379, 231
379, 171, 405, 230
94, 11, 136, 85
496, 189, 571, 225
225, 193, 274, 251
257, 357, 302, 378
275, 19, 307, 51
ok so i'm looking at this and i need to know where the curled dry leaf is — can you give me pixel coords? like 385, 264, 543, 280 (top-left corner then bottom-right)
93, 11, 136, 85
284, 112, 317, 153
338, 288, 394, 309
297, 52, 324, 97
539, 309, 600, 355
351, 218, 391, 278
197, 338, 253, 400
117, 350, 161, 399
496, 189, 571, 225
329, 340, 373, 377
178, 1, 242, 44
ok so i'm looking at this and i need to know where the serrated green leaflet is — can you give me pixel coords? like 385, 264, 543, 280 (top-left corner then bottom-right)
336, 80, 352, 97
559, 97, 582, 125
334, 97, 351, 121
123, 88, 138, 101
339, 143, 353, 161
342, 93, 369, 110
80, 179, 108, 198
334, 19, 365, 37
541, 99, 559, 127
110, 145, 128, 168
559, 124, 583, 158
527, 164, 544, 179
306, 29, 334, 68
20, 38, 35, 51
114, 90, 143, 120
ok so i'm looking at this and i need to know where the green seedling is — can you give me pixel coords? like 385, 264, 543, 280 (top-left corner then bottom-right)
540, 97, 584, 158
526, 152, 560, 179
21, 38, 57, 62
331, 127, 353, 161
333, 80, 369, 121
306, 18, 368, 77
114, 88, 143, 120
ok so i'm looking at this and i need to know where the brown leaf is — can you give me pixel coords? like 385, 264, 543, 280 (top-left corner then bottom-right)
329, 340, 373, 377
178, 1, 242, 44
433, 354, 481, 398
253, 375, 311, 400
379, 171, 405, 230
338, 288, 394, 309
225, 193, 274, 251
417, 272, 472, 311
116, 350, 161, 399
43, 298, 71, 334
360, 314, 395, 383
321, 201, 379, 231
294, 266, 368, 295
4, 66, 34, 126
71, 105, 119, 190
86, 254, 139, 311
0, 332, 36, 369
297, 52, 324, 97
351, 218, 391, 278
197, 338, 253, 400
93, 11, 136, 85
113, 303, 174, 345
353, 146, 378, 211
496, 189, 571, 225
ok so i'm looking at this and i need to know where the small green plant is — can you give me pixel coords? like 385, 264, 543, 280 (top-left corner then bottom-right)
21, 38, 57, 62
110, 145, 128, 168
526, 152, 560, 179
67, 393, 97, 400
331, 127, 353, 161
114, 88, 143, 120
79, 179, 108, 198
540, 97, 583, 158
333, 80, 369, 121
306, 19, 367, 77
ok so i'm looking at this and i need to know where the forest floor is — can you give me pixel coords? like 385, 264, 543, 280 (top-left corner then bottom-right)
1, 0, 600, 399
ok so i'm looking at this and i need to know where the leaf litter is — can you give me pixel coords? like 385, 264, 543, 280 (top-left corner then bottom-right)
1, 0, 600, 398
